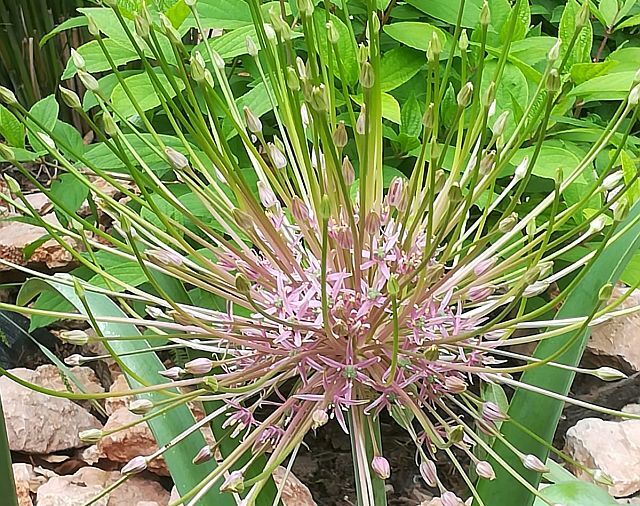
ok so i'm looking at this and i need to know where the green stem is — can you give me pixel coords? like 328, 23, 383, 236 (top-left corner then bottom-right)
0, 393, 19, 506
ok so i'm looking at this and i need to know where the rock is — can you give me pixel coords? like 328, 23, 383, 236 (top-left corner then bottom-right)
169, 487, 179, 502
565, 418, 640, 497
272, 467, 317, 506
35, 364, 104, 405
137, 503, 160, 506
623, 404, 640, 416
0, 367, 102, 453
36, 467, 169, 506
97, 407, 168, 476
105, 374, 133, 415
588, 288, 640, 373
13, 463, 38, 506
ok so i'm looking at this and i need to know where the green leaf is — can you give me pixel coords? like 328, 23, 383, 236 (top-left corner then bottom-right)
405, 0, 484, 27
314, 11, 359, 85
49, 173, 90, 216
193, 0, 252, 29
82, 71, 139, 111
569, 61, 617, 85
481, 61, 528, 137
559, 0, 593, 67
383, 22, 447, 53
476, 201, 640, 506
617, 12, 640, 29
503, 0, 531, 41
510, 145, 588, 183
400, 94, 422, 138
88, 250, 146, 290
27, 95, 59, 152
598, 0, 620, 27
621, 250, 640, 286
52, 121, 85, 161
62, 39, 139, 79
18, 279, 231, 505
509, 37, 556, 66
110, 71, 186, 117
621, 150, 640, 203
569, 70, 637, 102
380, 47, 424, 92
29, 290, 75, 331
543, 460, 580, 484
0, 105, 25, 148
77, 7, 132, 42
224, 82, 271, 139
165, 0, 190, 27
353, 94, 401, 124
533, 481, 618, 506
40, 16, 88, 47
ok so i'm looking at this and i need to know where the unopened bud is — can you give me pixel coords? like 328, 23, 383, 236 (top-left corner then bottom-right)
521, 454, 549, 473
59, 86, 82, 109
360, 61, 375, 89
296, 0, 314, 17
629, 83, 640, 106
134, 13, 150, 39
291, 196, 310, 223
165, 147, 189, 171
319, 194, 331, 220
342, 156, 355, 185
498, 213, 518, 233
147, 248, 184, 267
235, 273, 252, 295
576, 1, 590, 29
312, 409, 329, 429
364, 211, 380, 236
129, 398, 154, 414
459, 29, 469, 51
514, 156, 529, 180
71, 49, 86, 71
243, 106, 262, 134
445, 376, 467, 394
482, 401, 507, 422
427, 32, 442, 63
548, 39, 561, 63
441, 491, 464, 506
268, 142, 287, 169
546, 69, 561, 92
356, 105, 367, 134
492, 111, 509, 137
121, 455, 148, 475
64, 354, 84, 366
457, 82, 473, 108
258, 181, 277, 208
159, 366, 184, 380
191, 52, 207, 82
333, 121, 348, 149
371, 456, 391, 480
184, 357, 214, 375
286, 67, 300, 91
423, 103, 435, 129
59, 330, 89, 346
603, 171, 623, 190
386, 177, 405, 208
79, 429, 103, 443
479, 1, 490, 26
476, 460, 496, 480
309, 85, 328, 112
78, 71, 100, 93
420, 459, 438, 487
0, 86, 17, 105
220, 470, 245, 493
192, 445, 213, 465
326, 20, 340, 44
246, 36, 259, 58
593, 366, 627, 381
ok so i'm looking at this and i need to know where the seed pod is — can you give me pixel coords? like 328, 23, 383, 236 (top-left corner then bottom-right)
359, 61, 375, 89
59, 86, 82, 110
184, 357, 214, 375
129, 398, 154, 414
59, 330, 89, 346
457, 82, 473, 108
121, 456, 148, 475
476, 460, 496, 480
521, 454, 549, 473
333, 121, 348, 149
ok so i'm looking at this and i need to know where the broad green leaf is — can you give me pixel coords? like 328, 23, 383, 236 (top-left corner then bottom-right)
476, 201, 640, 506
382, 166, 408, 188
509, 36, 556, 66
598, 0, 620, 27
481, 61, 528, 137
543, 459, 578, 484
569, 71, 636, 102
617, 12, 640, 29
0, 105, 25, 148
0, 148, 40, 162
17, 279, 230, 505
621, 250, 640, 286
621, 150, 640, 203
570, 61, 617, 85
29, 290, 75, 331
559, 0, 593, 67
165, 0, 190, 27
608, 47, 640, 72
533, 481, 618, 506
352, 94, 401, 124
503, 0, 531, 41
510, 145, 586, 183
40, 16, 88, 47
110, 71, 186, 117
77, 7, 132, 42
192, 0, 252, 28
27, 96, 59, 152
380, 47, 424, 92
224, 82, 271, 139
88, 250, 146, 290
400, 95, 422, 138
405, 0, 483, 27
62, 39, 139, 79
49, 173, 89, 216
383, 22, 447, 54
52, 121, 85, 160
82, 71, 139, 111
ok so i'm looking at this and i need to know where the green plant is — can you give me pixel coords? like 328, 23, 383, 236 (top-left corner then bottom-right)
0, 0, 639, 505
0, 393, 19, 506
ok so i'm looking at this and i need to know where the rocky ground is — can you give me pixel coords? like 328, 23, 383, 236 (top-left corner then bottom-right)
2, 185, 640, 505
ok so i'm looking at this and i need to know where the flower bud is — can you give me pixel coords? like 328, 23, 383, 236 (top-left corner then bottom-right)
602, 170, 623, 190
184, 357, 214, 375
0, 86, 17, 105
593, 366, 627, 382
424, 344, 439, 361
158, 366, 184, 380
268, 142, 288, 169
514, 156, 529, 181
576, 1, 590, 29
129, 398, 154, 414
220, 470, 245, 493
159, 14, 182, 43
445, 376, 467, 394
243, 106, 262, 134
476, 460, 495, 480
548, 39, 561, 63
291, 196, 310, 223
286, 67, 300, 91
309, 85, 328, 112
165, 147, 189, 171
467, 284, 495, 302
364, 211, 380, 236
333, 121, 348, 149
459, 29, 469, 51
121, 455, 148, 475
78, 71, 100, 93
79, 429, 103, 443
492, 111, 509, 137
498, 213, 518, 233
59, 330, 89, 346
64, 354, 84, 366
457, 82, 473, 108
427, 32, 442, 64
356, 105, 367, 134
191, 51, 207, 82
192, 445, 213, 465
312, 409, 329, 429
59, 86, 82, 110
589, 215, 606, 234
319, 194, 331, 220
386, 177, 405, 208
342, 156, 355, 185
423, 103, 435, 129
592, 469, 614, 486
420, 459, 438, 487
235, 273, 252, 295
522, 454, 549, 473
134, 13, 150, 39
147, 248, 184, 267
546, 69, 561, 92
473, 257, 496, 276
482, 401, 507, 423
479, 1, 490, 26
71, 49, 86, 71
258, 181, 277, 208
441, 491, 464, 506
371, 455, 390, 480
326, 20, 340, 44
360, 61, 375, 89
296, 0, 314, 17
246, 36, 259, 58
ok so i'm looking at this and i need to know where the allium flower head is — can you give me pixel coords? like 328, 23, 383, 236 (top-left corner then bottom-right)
1, 0, 639, 505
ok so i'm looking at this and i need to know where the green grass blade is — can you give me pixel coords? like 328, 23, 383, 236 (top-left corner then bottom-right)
476, 201, 640, 506
16, 278, 234, 505
0, 391, 19, 506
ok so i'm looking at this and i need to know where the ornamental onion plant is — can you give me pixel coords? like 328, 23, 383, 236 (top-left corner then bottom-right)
0, 0, 640, 505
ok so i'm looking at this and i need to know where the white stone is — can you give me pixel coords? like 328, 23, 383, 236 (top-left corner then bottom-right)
272, 467, 317, 506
